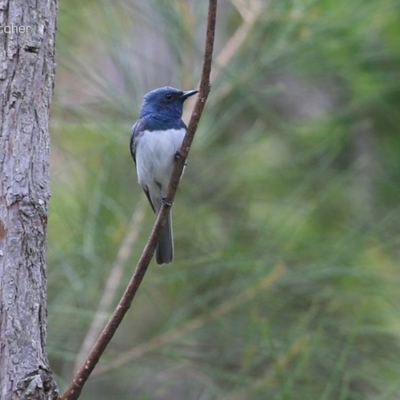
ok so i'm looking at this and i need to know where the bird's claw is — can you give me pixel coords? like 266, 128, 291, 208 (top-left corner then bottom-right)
162, 197, 172, 207
174, 151, 182, 160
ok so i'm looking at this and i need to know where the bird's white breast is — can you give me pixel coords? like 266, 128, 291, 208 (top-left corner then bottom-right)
135, 128, 186, 193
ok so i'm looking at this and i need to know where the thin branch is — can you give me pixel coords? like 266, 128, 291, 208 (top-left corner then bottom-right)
73, 198, 146, 374
60, 1, 218, 399
92, 264, 287, 376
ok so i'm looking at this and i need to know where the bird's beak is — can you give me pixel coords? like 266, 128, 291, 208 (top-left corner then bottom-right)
181, 89, 199, 100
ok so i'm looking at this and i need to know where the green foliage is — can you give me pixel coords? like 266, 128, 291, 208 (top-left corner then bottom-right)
49, 0, 400, 398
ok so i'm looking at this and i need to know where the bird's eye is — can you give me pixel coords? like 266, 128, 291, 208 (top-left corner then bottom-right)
165, 93, 173, 100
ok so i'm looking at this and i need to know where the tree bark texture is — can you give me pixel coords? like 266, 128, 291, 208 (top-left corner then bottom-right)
0, 1, 58, 399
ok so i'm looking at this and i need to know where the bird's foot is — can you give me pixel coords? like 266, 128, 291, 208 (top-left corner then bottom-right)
174, 151, 182, 160
162, 197, 172, 207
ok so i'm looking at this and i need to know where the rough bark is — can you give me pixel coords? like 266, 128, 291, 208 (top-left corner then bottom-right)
0, 1, 58, 399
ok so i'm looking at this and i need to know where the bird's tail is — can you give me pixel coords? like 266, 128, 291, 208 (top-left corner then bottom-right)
156, 211, 174, 265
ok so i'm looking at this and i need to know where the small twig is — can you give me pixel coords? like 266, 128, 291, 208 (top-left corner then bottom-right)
73, 198, 146, 374
60, 1, 218, 399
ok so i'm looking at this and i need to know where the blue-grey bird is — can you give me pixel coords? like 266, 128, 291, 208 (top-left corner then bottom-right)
130, 86, 198, 264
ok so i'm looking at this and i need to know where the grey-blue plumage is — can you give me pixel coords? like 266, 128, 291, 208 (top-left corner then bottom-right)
130, 86, 198, 264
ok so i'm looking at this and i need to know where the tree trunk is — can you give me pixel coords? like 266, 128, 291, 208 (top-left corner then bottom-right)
0, 1, 58, 399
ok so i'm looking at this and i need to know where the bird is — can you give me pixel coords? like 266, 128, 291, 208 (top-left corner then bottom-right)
130, 86, 198, 265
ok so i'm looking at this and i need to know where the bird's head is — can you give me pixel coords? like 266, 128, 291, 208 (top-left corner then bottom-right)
139, 86, 198, 120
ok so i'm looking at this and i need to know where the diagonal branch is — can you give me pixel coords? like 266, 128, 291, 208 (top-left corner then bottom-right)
60, 1, 218, 399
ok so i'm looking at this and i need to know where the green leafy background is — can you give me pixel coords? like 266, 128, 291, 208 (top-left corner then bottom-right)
48, 0, 400, 399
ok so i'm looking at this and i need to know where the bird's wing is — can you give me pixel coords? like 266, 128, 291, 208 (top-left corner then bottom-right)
130, 119, 145, 164
143, 186, 156, 213
130, 119, 156, 213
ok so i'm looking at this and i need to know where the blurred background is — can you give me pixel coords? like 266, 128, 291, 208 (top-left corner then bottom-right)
48, 0, 400, 399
